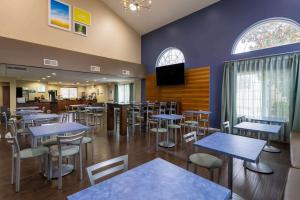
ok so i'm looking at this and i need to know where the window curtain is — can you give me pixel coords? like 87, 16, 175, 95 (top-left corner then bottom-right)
114, 84, 118, 103
129, 83, 134, 103
289, 54, 300, 131
221, 53, 300, 142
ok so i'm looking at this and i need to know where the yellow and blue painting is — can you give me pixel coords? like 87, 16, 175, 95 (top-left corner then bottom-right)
48, 0, 71, 31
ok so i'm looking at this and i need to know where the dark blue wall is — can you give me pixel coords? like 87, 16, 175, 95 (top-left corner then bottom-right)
141, 0, 300, 128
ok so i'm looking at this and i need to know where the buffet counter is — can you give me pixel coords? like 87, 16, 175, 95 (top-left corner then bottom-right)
17, 99, 96, 113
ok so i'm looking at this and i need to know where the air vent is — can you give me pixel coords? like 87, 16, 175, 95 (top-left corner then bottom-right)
6, 66, 27, 71
44, 59, 58, 67
90, 65, 101, 72
122, 70, 130, 76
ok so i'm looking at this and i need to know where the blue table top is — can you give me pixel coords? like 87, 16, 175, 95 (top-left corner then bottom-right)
16, 106, 39, 110
29, 122, 90, 137
246, 116, 287, 124
194, 132, 266, 162
22, 114, 60, 121
85, 106, 104, 110
234, 122, 281, 135
152, 114, 183, 120
185, 110, 211, 115
16, 110, 43, 115
68, 158, 230, 200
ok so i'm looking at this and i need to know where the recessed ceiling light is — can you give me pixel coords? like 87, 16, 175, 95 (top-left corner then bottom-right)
47, 75, 51, 78
129, 3, 137, 11
86, 81, 89, 83
51, 73, 56, 76
37, 80, 41, 82
58, 82, 62, 84
76, 82, 80, 85
42, 77, 46, 80
102, 77, 107, 80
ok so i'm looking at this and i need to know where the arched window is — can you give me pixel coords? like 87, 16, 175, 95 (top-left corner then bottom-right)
232, 18, 300, 54
156, 47, 185, 67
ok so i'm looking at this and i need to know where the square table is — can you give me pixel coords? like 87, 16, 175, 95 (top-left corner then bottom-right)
16, 106, 39, 110
194, 132, 266, 199
245, 117, 286, 152
67, 158, 230, 200
152, 114, 183, 148
29, 122, 90, 178
29, 122, 90, 147
234, 121, 281, 153
22, 114, 60, 122
16, 109, 43, 116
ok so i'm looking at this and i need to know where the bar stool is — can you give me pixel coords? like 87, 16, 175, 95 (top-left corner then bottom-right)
114, 107, 120, 133
85, 109, 95, 126
93, 111, 103, 127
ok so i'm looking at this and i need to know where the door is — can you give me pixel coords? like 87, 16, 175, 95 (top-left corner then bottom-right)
2, 86, 10, 108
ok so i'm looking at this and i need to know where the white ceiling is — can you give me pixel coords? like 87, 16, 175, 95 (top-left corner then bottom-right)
0, 65, 136, 86
101, 0, 220, 34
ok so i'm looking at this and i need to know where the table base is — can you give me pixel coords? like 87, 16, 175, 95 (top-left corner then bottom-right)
245, 161, 273, 174
231, 192, 244, 200
159, 141, 175, 148
263, 145, 281, 153
45, 164, 74, 179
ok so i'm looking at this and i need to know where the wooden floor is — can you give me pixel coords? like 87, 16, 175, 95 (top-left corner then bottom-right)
0, 121, 290, 200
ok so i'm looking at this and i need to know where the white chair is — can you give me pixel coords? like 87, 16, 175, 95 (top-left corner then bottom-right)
222, 121, 231, 134
86, 155, 128, 186
183, 131, 223, 182
148, 118, 167, 151
5, 132, 49, 192
49, 132, 84, 189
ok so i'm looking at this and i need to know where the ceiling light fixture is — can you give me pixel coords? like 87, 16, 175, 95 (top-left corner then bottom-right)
47, 75, 51, 78
42, 77, 46, 80
51, 73, 56, 76
122, 0, 152, 12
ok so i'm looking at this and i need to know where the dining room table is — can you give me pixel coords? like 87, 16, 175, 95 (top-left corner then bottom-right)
28, 122, 90, 178
16, 109, 43, 116
234, 121, 281, 173
152, 114, 184, 148
67, 158, 230, 200
194, 132, 266, 199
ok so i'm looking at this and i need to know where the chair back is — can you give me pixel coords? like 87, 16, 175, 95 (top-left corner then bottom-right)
60, 113, 68, 123
159, 102, 167, 114
222, 121, 231, 133
57, 131, 84, 146
86, 155, 128, 186
183, 131, 197, 157
5, 132, 21, 157
169, 102, 177, 114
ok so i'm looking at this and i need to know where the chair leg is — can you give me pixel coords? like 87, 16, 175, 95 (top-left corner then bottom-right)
79, 149, 83, 181
156, 131, 159, 151
91, 141, 94, 163
11, 156, 15, 184
209, 169, 214, 181
194, 165, 197, 174
16, 158, 20, 192
85, 143, 88, 161
58, 156, 62, 189
48, 155, 52, 181
217, 167, 222, 183
186, 161, 189, 170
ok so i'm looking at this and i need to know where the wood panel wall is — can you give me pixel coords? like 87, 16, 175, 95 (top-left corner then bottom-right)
146, 66, 210, 113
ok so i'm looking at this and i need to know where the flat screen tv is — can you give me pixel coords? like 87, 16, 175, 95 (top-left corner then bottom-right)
156, 63, 185, 86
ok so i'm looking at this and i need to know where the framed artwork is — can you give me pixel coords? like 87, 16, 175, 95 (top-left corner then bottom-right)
48, 0, 71, 31
73, 22, 88, 36
73, 7, 91, 26
37, 85, 46, 93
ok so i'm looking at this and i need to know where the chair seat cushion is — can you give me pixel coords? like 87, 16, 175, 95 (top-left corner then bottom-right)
284, 167, 300, 200
50, 145, 79, 157
41, 138, 57, 146
18, 146, 49, 159
189, 153, 222, 169
168, 124, 181, 129
82, 136, 92, 144
290, 131, 300, 169
185, 121, 198, 125
150, 128, 167, 133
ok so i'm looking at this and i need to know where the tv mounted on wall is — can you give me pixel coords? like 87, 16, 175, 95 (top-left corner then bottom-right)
156, 63, 185, 86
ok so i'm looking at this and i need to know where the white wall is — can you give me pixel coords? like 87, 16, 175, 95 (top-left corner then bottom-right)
0, 0, 141, 64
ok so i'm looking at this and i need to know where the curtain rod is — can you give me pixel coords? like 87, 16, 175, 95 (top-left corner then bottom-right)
224, 50, 300, 63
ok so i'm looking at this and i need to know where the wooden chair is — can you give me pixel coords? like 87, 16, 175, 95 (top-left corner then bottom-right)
5, 132, 49, 192
49, 132, 84, 189
86, 155, 128, 186
183, 131, 222, 182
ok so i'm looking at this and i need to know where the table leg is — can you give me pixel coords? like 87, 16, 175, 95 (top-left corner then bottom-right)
159, 120, 175, 148
228, 156, 245, 200
31, 137, 37, 148
263, 135, 280, 153
244, 156, 273, 174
